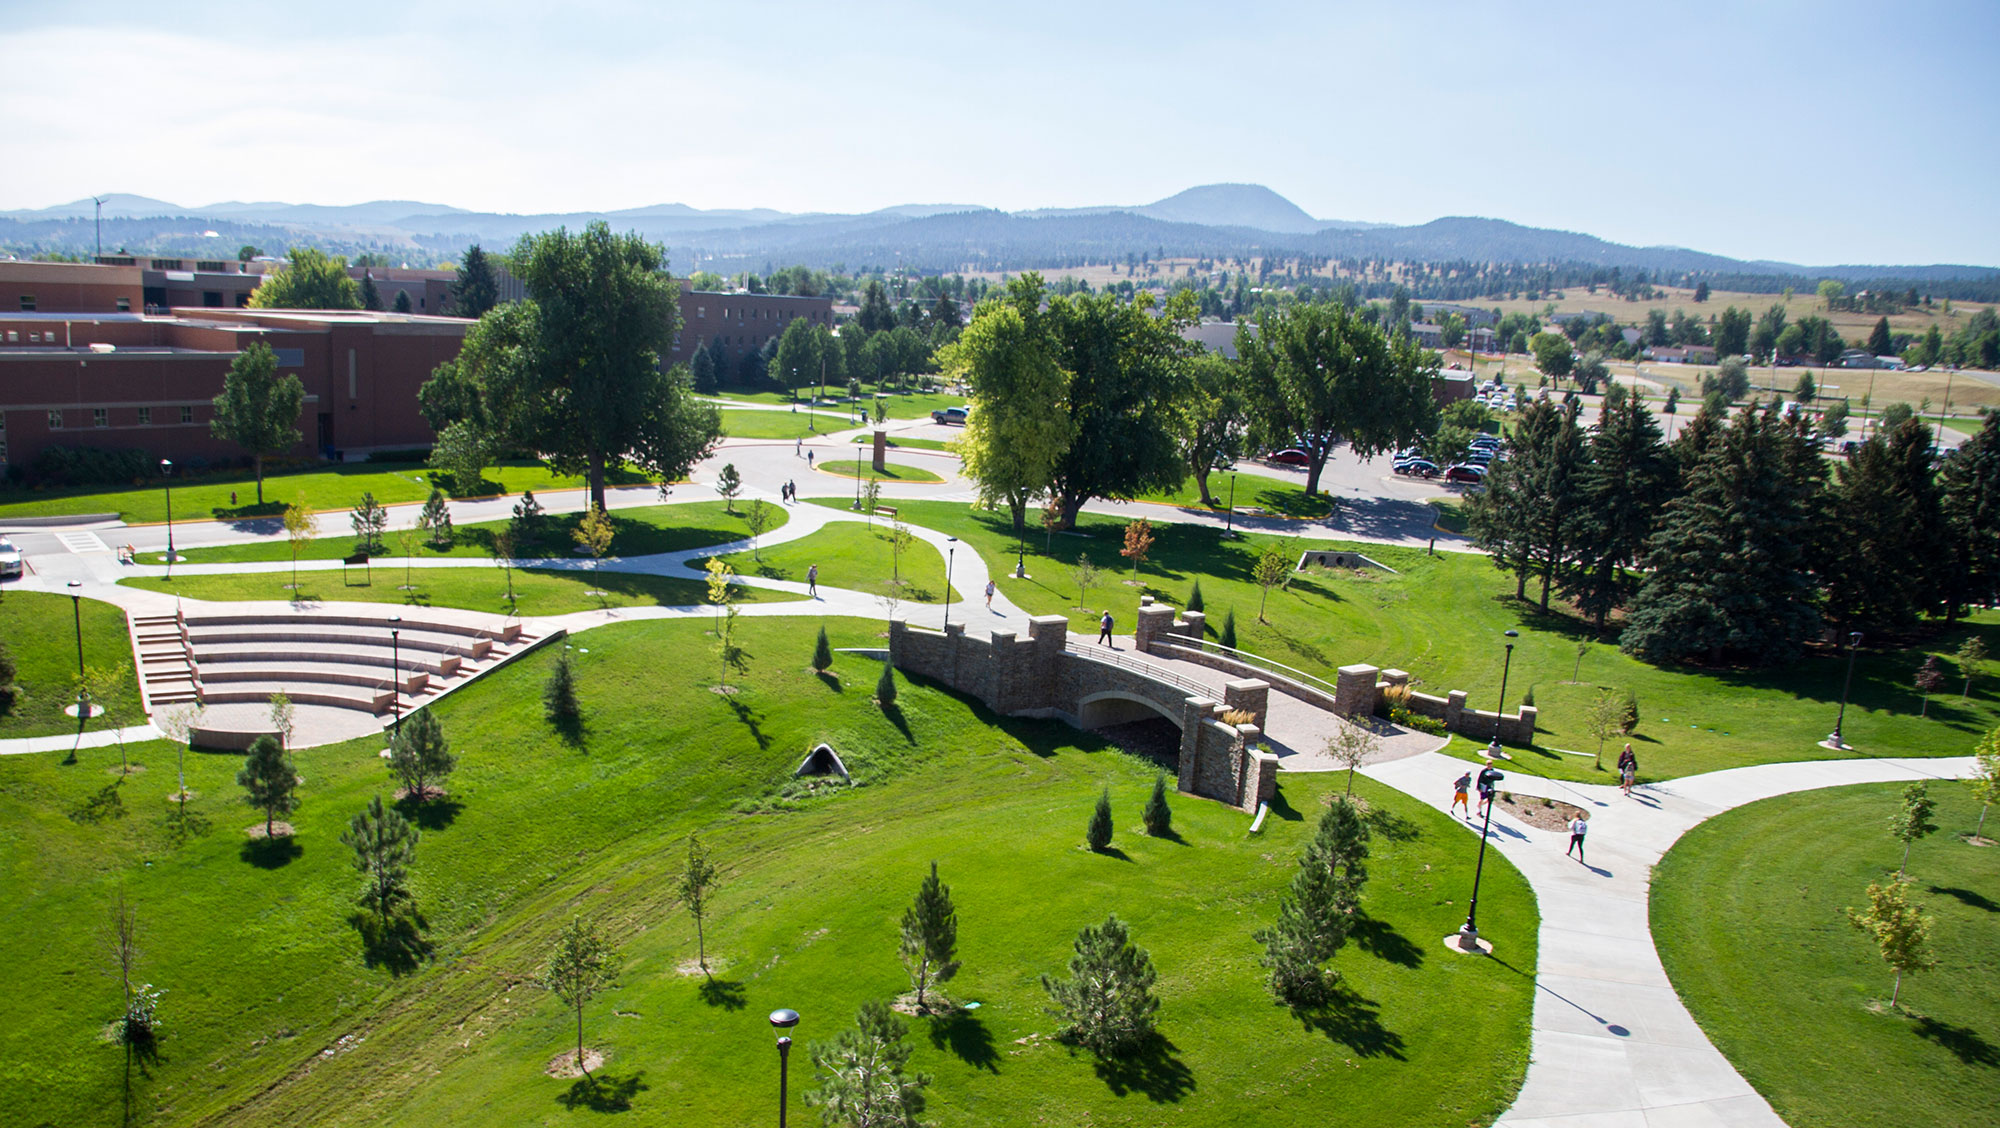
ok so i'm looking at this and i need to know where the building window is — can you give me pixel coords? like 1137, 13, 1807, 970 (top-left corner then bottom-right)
150, 259, 183, 270
18, 295, 33, 312
48, 410, 63, 429
93, 408, 108, 428
196, 260, 227, 273
697, 306, 705, 318
0, 440, 7, 466
116, 297, 131, 312
180, 406, 193, 424
203, 291, 223, 307
138, 406, 152, 425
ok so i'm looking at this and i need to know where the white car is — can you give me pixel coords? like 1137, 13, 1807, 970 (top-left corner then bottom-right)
0, 537, 21, 579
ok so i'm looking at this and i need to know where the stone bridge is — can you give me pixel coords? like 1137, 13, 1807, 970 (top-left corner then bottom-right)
887, 617, 1277, 812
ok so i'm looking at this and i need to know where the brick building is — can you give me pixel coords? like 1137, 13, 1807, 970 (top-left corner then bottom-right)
673, 283, 836, 367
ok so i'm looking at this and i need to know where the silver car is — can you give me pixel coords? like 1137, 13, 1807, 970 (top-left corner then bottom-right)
0, 537, 21, 579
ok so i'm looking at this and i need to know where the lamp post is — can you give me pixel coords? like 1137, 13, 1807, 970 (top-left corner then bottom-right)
769, 1008, 800, 1128
91, 195, 105, 260
1454, 775, 1500, 954
1493, 629, 1519, 741
388, 615, 403, 736
943, 537, 957, 630
160, 459, 175, 569
68, 580, 88, 717
1223, 472, 1238, 538
1830, 630, 1863, 749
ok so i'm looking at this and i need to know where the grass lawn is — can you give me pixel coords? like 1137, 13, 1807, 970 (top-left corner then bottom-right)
167, 501, 779, 566
711, 389, 963, 420
718, 408, 852, 441
709, 519, 955, 603
0, 591, 145, 736
877, 499, 2000, 782
0, 616, 1536, 1127
815, 459, 945, 484
1652, 782, 2000, 1128
849, 434, 954, 452
1428, 499, 1468, 534
121, 562, 803, 616
1135, 475, 1335, 519
0, 461, 606, 525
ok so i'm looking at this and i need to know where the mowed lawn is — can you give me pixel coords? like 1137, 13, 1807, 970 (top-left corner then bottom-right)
719, 408, 852, 441
1652, 783, 2000, 1128
0, 617, 1537, 1127
880, 500, 2000, 782
0, 591, 145, 735
709, 389, 963, 420
815, 458, 945, 483
709, 518, 956, 603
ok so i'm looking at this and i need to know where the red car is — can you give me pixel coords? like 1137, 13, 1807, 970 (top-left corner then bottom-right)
1444, 464, 1487, 484
1266, 448, 1312, 466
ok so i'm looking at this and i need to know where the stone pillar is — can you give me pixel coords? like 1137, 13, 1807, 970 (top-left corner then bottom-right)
1249, 749, 1280, 810
1026, 615, 1068, 710
1222, 678, 1269, 730
1381, 668, 1411, 690
872, 430, 888, 473
1445, 689, 1467, 732
1178, 611, 1206, 647
943, 622, 963, 690
989, 629, 1019, 713
1134, 604, 1175, 653
888, 618, 908, 668
1334, 664, 1380, 718
1178, 696, 1217, 795
1510, 706, 1539, 746
1232, 723, 1262, 809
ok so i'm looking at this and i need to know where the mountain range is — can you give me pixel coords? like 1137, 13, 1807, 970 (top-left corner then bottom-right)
3, 184, 1994, 287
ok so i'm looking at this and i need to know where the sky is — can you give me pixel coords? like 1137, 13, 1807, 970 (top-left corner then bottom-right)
2, 0, 1997, 266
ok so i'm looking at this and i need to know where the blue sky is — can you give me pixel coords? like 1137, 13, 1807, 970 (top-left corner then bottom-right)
2, 0, 1996, 266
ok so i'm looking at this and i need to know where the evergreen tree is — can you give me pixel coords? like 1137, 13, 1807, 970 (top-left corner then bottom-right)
1568, 390, 1673, 629
857, 280, 897, 332
808, 1001, 930, 1128
511, 489, 546, 546
1827, 419, 1942, 633
898, 862, 960, 1014
714, 462, 742, 513
1622, 406, 1826, 666
417, 487, 454, 547
1468, 398, 1586, 608
1142, 773, 1173, 837
1040, 915, 1159, 1057
450, 244, 499, 319
544, 648, 581, 724
393, 289, 414, 314
875, 660, 898, 707
350, 491, 389, 553
1219, 608, 1237, 650
690, 344, 718, 394
343, 794, 418, 919
1939, 410, 2000, 621
1255, 794, 1370, 1007
1086, 787, 1114, 851
1867, 316, 1893, 356
387, 707, 456, 803
1186, 579, 1204, 615
359, 272, 383, 311
237, 734, 299, 837
812, 625, 834, 673
541, 916, 619, 1078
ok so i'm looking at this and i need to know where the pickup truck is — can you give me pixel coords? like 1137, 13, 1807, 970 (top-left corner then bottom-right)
931, 406, 969, 425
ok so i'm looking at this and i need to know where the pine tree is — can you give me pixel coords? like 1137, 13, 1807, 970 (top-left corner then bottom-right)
875, 660, 897, 708
807, 1001, 931, 1128
1867, 316, 1893, 356
450, 244, 499, 319
1041, 915, 1159, 1056
343, 794, 418, 919
898, 862, 961, 1014
359, 272, 382, 311
392, 289, 413, 314
1254, 794, 1370, 1006
541, 916, 619, 1078
510, 489, 546, 546
812, 625, 834, 673
1219, 608, 1237, 650
1186, 579, 1204, 615
350, 491, 388, 554
237, 734, 298, 837
544, 648, 581, 725
387, 707, 456, 803
1142, 773, 1173, 836
1568, 391, 1672, 629
1086, 787, 1113, 851
417, 487, 453, 547
690, 345, 718, 394
1939, 411, 2000, 622
714, 463, 742, 514
677, 833, 720, 975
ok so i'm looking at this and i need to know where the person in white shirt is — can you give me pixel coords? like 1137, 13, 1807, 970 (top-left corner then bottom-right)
1565, 814, 1589, 863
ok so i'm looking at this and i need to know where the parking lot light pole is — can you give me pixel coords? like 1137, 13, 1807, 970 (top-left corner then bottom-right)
1493, 629, 1519, 741
1830, 630, 1863, 749
160, 459, 176, 567
769, 1008, 800, 1127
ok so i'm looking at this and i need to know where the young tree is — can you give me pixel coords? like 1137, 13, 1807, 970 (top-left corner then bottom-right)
266, 690, 295, 751
705, 557, 741, 690
1120, 517, 1155, 576
1325, 722, 1379, 796
350, 491, 388, 554
676, 833, 721, 976
1890, 782, 1938, 878
511, 489, 547, 546
359, 272, 383, 311
109, 891, 162, 1046
714, 463, 743, 514
1253, 543, 1292, 623
1041, 915, 1159, 1057
237, 734, 299, 837
387, 707, 456, 803
1847, 880, 1936, 1008
0, 638, 15, 712
898, 861, 960, 1014
282, 495, 319, 592
249, 246, 362, 310
449, 244, 499, 319
544, 648, 581, 725
807, 1001, 931, 1128
1915, 656, 1947, 718
887, 520, 914, 583
1142, 773, 1173, 837
572, 502, 614, 564
1219, 608, 1238, 650
860, 476, 882, 527
1186, 579, 1204, 615
1956, 637, 1988, 699
743, 498, 774, 561
343, 794, 419, 920
211, 342, 306, 504
1256, 794, 1370, 1007
542, 916, 619, 1078
1086, 787, 1114, 851
491, 526, 518, 612
1071, 553, 1102, 608
417, 488, 454, 548
874, 659, 898, 708
427, 420, 492, 495
1970, 726, 2000, 841
811, 625, 834, 674
395, 528, 421, 591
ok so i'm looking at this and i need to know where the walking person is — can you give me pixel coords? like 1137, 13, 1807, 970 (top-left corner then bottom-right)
1097, 610, 1114, 646
1566, 813, 1589, 863
1618, 743, 1638, 796
1476, 760, 1504, 819
1450, 770, 1472, 819
984, 579, 996, 608
786, 479, 797, 503
807, 563, 819, 597
807, 449, 815, 469
796, 437, 803, 458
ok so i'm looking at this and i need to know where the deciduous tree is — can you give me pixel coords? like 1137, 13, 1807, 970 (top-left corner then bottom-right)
1120, 517, 1154, 575
541, 916, 619, 1078
1253, 544, 1291, 623
282, 495, 318, 592
1178, 351, 1250, 505
249, 247, 362, 310
1890, 782, 1938, 878
941, 275, 1073, 532
1847, 880, 1935, 1007
677, 833, 720, 976
211, 342, 305, 504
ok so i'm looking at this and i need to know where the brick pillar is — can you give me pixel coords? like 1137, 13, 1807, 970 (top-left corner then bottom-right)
1510, 706, 1538, 745
888, 618, 907, 668
1027, 615, 1068, 710
1178, 611, 1206, 647
1222, 678, 1269, 729
872, 430, 888, 472
1249, 749, 1279, 810
1232, 723, 1262, 809
1135, 604, 1175, 653
1178, 696, 1217, 794
1334, 664, 1380, 718
1381, 668, 1410, 690
989, 630, 1019, 712
943, 622, 963, 690
1445, 689, 1467, 732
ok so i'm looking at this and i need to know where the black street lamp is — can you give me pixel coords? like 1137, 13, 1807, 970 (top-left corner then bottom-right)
388, 615, 403, 736
1223, 472, 1238, 538
1493, 629, 1520, 741
67, 580, 87, 716
942, 537, 957, 630
160, 459, 175, 571
1830, 630, 1864, 749
1453, 763, 1502, 954
769, 1008, 800, 1128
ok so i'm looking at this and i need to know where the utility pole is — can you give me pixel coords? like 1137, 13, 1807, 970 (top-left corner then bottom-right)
90, 195, 106, 260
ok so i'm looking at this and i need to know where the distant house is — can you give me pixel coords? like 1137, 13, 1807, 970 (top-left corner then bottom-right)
1838, 349, 1904, 370
1642, 345, 1716, 364
1434, 370, 1477, 405
1409, 321, 1444, 348
1621, 328, 1643, 346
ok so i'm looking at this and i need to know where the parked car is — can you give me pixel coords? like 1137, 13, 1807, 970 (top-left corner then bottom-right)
1444, 464, 1487, 484
1468, 435, 1501, 449
0, 537, 20, 579
1266, 448, 1312, 466
930, 406, 970, 425
1393, 459, 1439, 478
1463, 450, 1494, 465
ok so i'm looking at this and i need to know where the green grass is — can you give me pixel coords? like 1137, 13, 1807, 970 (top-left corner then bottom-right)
851, 433, 954, 452
1428, 499, 1468, 534
709, 520, 955, 603
815, 459, 945, 484
718, 408, 853, 441
0, 592, 145, 736
1134, 475, 1335, 520
121, 563, 803, 616
1652, 782, 2000, 1128
710, 389, 963, 420
168, 501, 780, 566
0, 461, 606, 525
0, 617, 1537, 1126
876, 500, 2000, 782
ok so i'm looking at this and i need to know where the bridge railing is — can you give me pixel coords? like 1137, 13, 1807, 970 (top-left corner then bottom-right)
1071, 645, 1216, 700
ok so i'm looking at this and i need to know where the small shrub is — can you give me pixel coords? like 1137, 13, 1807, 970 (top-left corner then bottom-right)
1521, 684, 1536, 707
1142, 774, 1172, 837
875, 661, 898, 707
811, 626, 833, 673
1087, 788, 1113, 851
1377, 684, 1413, 716
1186, 580, 1204, 615
1219, 609, 1238, 650
543, 649, 580, 724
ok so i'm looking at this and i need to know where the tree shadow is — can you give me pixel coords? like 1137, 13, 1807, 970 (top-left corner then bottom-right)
399, 796, 464, 832
816, 671, 843, 693
1294, 984, 1407, 1059
1265, 786, 1305, 822
697, 978, 746, 1011
1091, 845, 1133, 862
1086, 1030, 1194, 1102
1363, 806, 1420, 843
878, 701, 914, 744
1349, 914, 1423, 968
1148, 826, 1190, 846
551, 714, 588, 750
239, 834, 302, 869
724, 695, 772, 750
927, 1010, 1000, 1073
1912, 1016, 2000, 1067
1927, 885, 1999, 913
556, 1069, 648, 1112
69, 780, 126, 825
162, 803, 212, 844
350, 910, 433, 976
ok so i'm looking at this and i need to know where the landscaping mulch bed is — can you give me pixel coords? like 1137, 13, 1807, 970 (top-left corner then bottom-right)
1495, 792, 1586, 832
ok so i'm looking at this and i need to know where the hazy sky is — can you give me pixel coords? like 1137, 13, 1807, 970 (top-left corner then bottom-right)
4, 0, 1997, 266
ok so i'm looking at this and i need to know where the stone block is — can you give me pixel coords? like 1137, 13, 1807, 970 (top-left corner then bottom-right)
1334, 663, 1380, 718
1222, 678, 1269, 729
1134, 603, 1175, 651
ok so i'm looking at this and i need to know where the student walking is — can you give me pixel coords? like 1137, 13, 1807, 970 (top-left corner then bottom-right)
796, 438, 803, 457
1476, 761, 1504, 819
786, 479, 797, 503
984, 579, 996, 608
807, 449, 815, 469
807, 563, 819, 597
1450, 771, 1473, 819
1097, 610, 1114, 646
1566, 814, 1589, 863
1618, 744, 1638, 796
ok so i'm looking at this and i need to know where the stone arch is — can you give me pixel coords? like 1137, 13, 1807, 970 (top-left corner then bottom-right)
1078, 690, 1183, 731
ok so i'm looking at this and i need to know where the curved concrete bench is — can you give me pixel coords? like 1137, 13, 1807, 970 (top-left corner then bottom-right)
187, 626, 494, 659
197, 682, 394, 713
183, 611, 519, 643
197, 662, 428, 695
197, 643, 463, 678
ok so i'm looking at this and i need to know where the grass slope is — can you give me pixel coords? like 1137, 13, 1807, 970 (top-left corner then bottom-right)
879, 500, 2000, 782
0, 617, 1536, 1127
709, 519, 954, 603
0, 592, 145, 735
1135, 475, 1335, 519
121, 564, 803, 617
1652, 782, 2000, 1128
718, 409, 848, 441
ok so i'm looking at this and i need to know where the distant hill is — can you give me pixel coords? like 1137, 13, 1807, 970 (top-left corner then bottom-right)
1135, 183, 1326, 234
